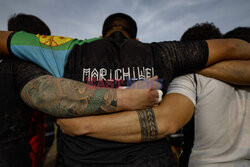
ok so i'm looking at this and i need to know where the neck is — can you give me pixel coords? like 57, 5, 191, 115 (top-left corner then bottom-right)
108, 31, 127, 40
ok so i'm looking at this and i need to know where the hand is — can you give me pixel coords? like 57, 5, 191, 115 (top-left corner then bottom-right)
56, 117, 87, 136
117, 76, 162, 111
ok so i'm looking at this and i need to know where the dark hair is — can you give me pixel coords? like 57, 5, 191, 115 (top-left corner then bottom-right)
181, 22, 222, 41
102, 13, 137, 39
223, 27, 250, 43
8, 13, 51, 35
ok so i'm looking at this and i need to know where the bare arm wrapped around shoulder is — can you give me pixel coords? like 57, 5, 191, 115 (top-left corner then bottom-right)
198, 60, 250, 85
205, 38, 250, 66
1, 31, 250, 65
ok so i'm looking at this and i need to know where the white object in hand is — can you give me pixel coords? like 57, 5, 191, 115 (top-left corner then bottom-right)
157, 90, 163, 103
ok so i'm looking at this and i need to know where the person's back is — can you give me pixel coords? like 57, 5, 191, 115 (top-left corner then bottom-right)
58, 33, 176, 166
189, 75, 250, 166
179, 22, 223, 167
168, 24, 250, 167
2, 13, 222, 166
56, 13, 209, 167
188, 26, 249, 166
168, 74, 250, 167
9, 13, 55, 164
0, 57, 33, 166
0, 13, 51, 167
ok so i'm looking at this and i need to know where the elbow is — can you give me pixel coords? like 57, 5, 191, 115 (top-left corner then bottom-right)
33, 89, 58, 115
72, 118, 94, 137
228, 40, 238, 56
21, 75, 57, 109
57, 118, 91, 137
225, 39, 245, 60
157, 121, 179, 138
73, 123, 92, 136
154, 107, 180, 138
66, 129, 85, 137
32, 78, 65, 115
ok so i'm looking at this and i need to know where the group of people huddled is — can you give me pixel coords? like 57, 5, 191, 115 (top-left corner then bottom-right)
0, 12, 249, 167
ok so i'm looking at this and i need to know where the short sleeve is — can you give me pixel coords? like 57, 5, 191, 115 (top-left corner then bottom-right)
156, 40, 208, 76
167, 74, 197, 106
8, 31, 89, 77
12, 59, 50, 93
152, 40, 208, 93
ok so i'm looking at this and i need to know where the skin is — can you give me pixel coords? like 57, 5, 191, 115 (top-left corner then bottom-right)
104, 26, 131, 39
204, 38, 250, 65
136, 108, 158, 142
21, 75, 160, 117
57, 93, 194, 143
198, 60, 250, 85
1, 30, 250, 139
57, 60, 250, 142
0, 31, 11, 55
1, 31, 250, 65
0, 30, 160, 118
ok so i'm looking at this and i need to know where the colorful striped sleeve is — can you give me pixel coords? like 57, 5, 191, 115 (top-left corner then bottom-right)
9, 31, 100, 77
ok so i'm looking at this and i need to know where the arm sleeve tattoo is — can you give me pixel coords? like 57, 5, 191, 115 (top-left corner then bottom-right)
136, 108, 158, 142
21, 75, 117, 117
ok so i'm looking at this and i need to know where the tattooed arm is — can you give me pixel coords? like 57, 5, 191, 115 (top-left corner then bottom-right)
21, 75, 160, 117
57, 93, 194, 142
198, 60, 250, 85
57, 60, 250, 139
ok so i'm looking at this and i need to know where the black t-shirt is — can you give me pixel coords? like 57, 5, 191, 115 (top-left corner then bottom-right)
0, 57, 49, 166
56, 36, 208, 166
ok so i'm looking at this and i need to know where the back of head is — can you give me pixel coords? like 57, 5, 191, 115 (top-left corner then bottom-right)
102, 13, 137, 39
223, 27, 250, 43
181, 22, 222, 41
8, 13, 51, 35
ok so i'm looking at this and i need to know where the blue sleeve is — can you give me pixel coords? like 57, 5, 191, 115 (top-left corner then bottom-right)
9, 31, 79, 77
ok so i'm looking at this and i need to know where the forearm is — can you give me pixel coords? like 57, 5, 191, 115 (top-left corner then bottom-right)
206, 39, 250, 66
74, 111, 144, 143
0, 31, 12, 55
58, 108, 163, 143
21, 75, 160, 117
198, 60, 250, 85
57, 94, 194, 143
90, 108, 163, 143
21, 75, 118, 117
